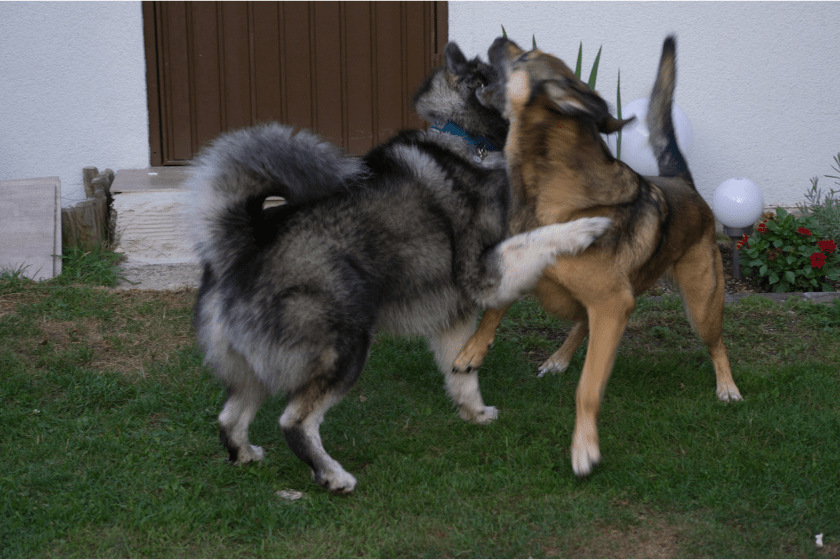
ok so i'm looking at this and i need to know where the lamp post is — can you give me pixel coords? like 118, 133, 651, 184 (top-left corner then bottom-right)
712, 178, 765, 279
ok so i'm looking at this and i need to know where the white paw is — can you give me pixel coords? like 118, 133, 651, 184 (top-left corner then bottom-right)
716, 385, 743, 402
571, 437, 601, 477
313, 467, 357, 494
235, 444, 265, 465
537, 358, 570, 377
459, 405, 499, 424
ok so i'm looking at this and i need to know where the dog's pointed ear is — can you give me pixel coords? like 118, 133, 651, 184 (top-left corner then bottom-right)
445, 42, 468, 75
598, 115, 635, 134
540, 78, 611, 121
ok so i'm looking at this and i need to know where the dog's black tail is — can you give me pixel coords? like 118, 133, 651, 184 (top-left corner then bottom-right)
646, 36, 694, 185
188, 123, 368, 274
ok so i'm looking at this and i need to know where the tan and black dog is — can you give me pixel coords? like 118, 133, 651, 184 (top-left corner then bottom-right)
453, 35, 742, 477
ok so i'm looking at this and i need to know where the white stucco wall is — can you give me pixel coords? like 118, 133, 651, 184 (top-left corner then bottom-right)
1, 2, 836, 210
0, 1, 148, 206
450, 1, 840, 208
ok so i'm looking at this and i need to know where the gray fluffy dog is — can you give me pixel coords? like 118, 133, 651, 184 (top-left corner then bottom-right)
189, 42, 610, 493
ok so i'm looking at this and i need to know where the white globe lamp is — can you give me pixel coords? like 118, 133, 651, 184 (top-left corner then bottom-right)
712, 177, 765, 278
605, 97, 693, 176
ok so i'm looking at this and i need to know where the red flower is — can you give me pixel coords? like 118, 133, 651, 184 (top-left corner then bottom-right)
817, 239, 837, 253
735, 233, 748, 250
757, 221, 768, 233
797, 227, 812, 236
810, 252, 827, 269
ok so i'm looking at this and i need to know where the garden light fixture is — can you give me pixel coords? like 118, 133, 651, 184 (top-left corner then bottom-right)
713, 177, 765, 279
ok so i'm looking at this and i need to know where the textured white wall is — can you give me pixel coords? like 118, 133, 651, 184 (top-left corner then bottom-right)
450, 1, 840, 208
0, 2, 148, 206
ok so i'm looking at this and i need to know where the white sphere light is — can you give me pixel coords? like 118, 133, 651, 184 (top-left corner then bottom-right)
605, 97, 693, 176
713, 178, 765, 229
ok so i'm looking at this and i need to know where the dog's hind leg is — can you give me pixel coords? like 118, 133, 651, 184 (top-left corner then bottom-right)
217, 351, 271, 465
430, 316, 498, 424
279, 337, 371, 493
538, 320, 588, 377
671, 240, 742, 402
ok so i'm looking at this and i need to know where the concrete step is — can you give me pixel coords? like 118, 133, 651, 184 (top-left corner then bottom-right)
111, 167, 196, 265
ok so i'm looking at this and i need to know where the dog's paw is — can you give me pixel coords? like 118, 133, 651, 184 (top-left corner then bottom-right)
537, 356, 570, 377
459, 405, 499, 425
571, 433, 601, 477
452, 340, 492, 373
235, 444, 265, 465
561, 216, 613, 253
312, 467, 357, 494
716, 384, 743, 402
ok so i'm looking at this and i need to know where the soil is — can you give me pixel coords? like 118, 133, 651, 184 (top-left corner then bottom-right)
646, 241, 840, 297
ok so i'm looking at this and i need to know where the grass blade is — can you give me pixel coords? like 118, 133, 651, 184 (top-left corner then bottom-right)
575, 42, 583, 79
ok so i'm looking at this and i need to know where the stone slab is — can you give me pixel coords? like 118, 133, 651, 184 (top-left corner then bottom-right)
112, 189, 197, 265
111, 167, 190, 193
0, 177, 62, 280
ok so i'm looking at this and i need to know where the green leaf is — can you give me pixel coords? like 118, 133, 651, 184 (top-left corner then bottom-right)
501, 25, 507, 38
575, 42, 583, 79
776, 207, 788, 218
759, 265, 768, 276
773, 239, 784, 248
587, 45, 602, 90
785, 271, 797, 284
533, 34, 537, 49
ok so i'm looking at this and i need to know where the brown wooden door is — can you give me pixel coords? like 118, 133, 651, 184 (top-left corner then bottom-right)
143, 1, 448, 165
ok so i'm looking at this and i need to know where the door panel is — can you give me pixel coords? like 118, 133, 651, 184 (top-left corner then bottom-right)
143, 1, 448, 165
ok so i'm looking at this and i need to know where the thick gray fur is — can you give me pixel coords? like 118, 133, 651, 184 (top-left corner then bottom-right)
189, 42, 610, 493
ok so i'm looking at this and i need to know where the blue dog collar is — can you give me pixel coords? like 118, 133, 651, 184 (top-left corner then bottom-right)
430, 120, 499, 152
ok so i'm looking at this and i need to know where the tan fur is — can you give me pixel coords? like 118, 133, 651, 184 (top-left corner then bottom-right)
455, 37, 741, 477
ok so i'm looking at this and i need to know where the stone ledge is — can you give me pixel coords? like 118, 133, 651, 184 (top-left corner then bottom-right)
646, 291, 840, 305
723, 291, 840, 305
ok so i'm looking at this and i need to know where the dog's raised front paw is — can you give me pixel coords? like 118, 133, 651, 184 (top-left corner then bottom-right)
452, 340, 492, 373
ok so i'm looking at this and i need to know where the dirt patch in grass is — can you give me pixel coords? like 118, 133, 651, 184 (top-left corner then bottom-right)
4, 287, 198, 377
541, 508, 685, 558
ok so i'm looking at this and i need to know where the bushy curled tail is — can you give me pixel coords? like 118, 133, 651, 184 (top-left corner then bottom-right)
188, 123, 367, 273
646, 36, 694, 184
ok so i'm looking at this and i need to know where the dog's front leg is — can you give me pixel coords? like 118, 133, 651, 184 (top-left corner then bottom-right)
452, 306, 510, 373
571, 294, 634, 477
429, 317, 498, 424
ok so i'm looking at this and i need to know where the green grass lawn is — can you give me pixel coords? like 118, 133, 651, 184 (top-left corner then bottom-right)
2, 253, 839, 557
